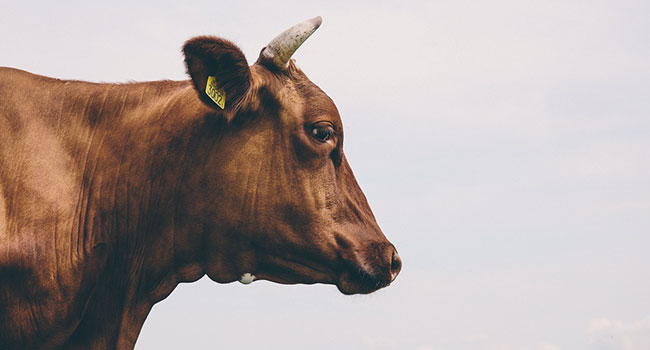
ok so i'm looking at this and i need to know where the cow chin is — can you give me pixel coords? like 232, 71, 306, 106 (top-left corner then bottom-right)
252, 255, 338, 287
254, 266, 391, 295
210, 238, 401, 295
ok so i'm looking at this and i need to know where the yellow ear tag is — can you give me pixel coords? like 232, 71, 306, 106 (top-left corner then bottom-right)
205, 76, 226, 109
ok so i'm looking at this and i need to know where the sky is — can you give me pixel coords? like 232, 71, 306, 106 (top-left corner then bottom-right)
2, 1, 649, 349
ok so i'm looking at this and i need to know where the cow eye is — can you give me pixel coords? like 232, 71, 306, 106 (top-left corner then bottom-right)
310, 123, 335, 142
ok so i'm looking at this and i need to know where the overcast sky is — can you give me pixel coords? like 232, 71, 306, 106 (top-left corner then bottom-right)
2, 1, 649, 349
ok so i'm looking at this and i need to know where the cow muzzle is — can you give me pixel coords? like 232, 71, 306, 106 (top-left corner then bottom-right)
336, 241, 402, 295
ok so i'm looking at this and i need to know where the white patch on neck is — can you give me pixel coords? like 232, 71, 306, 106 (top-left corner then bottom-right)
239, 273, 256, 285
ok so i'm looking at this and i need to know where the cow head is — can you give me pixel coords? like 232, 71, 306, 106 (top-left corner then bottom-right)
180, 17, 400, 295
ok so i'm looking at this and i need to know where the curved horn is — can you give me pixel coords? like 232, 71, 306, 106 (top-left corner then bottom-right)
259, 16, 322, 70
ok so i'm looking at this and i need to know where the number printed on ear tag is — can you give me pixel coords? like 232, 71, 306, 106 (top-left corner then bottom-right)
205, 76, 226, 109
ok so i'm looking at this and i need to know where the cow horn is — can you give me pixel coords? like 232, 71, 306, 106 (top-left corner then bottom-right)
259, 16, 322, 70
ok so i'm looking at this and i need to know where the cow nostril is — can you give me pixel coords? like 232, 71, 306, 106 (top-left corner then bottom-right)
390, 249, 402, 281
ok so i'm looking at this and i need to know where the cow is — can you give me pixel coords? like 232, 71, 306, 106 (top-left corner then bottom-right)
0, 17, 401, 349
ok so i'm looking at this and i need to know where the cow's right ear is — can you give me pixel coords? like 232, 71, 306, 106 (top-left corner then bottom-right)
183, 36, 251, 121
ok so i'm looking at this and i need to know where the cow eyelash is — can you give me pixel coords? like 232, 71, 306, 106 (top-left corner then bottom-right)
310, 123, 336, 143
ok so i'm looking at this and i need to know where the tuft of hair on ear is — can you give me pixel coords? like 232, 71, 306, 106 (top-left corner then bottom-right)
183, 36, 251, 121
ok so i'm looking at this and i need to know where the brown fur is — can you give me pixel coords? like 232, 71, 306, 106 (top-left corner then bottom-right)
0, 32, 400, 349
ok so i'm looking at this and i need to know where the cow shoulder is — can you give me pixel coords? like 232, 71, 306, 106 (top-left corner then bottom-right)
0, 68, 111, 348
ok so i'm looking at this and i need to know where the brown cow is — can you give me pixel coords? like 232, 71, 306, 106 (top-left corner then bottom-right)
0, 17, 401, 349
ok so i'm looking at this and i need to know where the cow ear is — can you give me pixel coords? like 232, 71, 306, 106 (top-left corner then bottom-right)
183, 36, 251, 121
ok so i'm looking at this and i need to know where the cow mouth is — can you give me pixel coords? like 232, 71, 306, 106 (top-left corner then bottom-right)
251, 256, 390, 294
255, 262, 391, 295
249, 245, 400, 295
335, 241, 401, 295
336, 267, 393, 295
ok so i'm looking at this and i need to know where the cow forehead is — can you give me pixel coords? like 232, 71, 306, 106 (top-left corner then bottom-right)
295, 77, 341, 125
250, 64, 342, 126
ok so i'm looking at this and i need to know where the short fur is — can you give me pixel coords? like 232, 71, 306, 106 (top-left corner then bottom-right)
0, 25, 400, 350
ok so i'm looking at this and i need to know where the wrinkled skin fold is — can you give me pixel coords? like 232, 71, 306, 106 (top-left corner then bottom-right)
0, 17, 400, 349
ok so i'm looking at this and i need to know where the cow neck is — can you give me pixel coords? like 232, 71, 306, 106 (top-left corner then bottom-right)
49, 78, 219, 348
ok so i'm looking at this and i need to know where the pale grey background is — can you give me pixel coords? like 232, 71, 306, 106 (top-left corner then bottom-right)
2, 1, 649, 349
